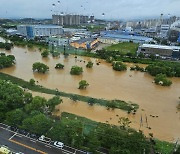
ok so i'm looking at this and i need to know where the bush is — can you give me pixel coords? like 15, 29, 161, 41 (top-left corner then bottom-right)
78, 80, 89, 89
32, 62, 49, 73
0, 54, 15, 69
130, 65, 145, 72
29, 79, 35, 86
86, 61, 93, 68
70, 66, 83, 75
154, 74, 172, 86
55, 63, 64, 69
41, 50, 49, 57
112, 61, 127, 71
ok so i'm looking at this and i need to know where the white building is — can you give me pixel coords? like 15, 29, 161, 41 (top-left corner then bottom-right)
98, 37, 119, 44
160, 25, 170, 38
47, 37, 69, 46
171, 20, 180, 32
17, 25, 64, 39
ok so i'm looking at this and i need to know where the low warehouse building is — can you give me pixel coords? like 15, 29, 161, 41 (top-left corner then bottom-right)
70, 38, 99, 49
138, 44, 180, 59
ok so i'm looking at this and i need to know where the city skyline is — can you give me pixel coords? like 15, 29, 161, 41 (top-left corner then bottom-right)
0, 0, 180, 20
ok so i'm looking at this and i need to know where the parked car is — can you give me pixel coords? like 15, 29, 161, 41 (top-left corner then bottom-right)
54, 141, 64, 148
38, 135, 51, 143
29, 133, 39, 140
18, 129, 28, 136
10, 126, 17, 132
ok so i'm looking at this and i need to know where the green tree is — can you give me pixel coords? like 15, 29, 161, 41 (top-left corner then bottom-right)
47, 120, 83, 147
0, 80, 29, 110
22, 113, 52, 134
32, 62, 49, 73
0, 54, 15, 69
0, 100, 8, 122
154, 74, 172, 86
112, 62, 127, 71
5, 43, 13, 50
55, 63, 64, 69
41, 50, 49, 57
29, 78, 35, 86
118, 117, 131, 129
86, 61, 93, 68
47, 96, 62, 113
6, 109, 26, 127
70, 66, 83, 75
25, 96, 47, 113
27, 44, 33, 48
78, 80, 89, 89
87, 132, 101, 153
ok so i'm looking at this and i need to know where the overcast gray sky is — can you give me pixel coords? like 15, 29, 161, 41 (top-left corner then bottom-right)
0, 0, 180, 20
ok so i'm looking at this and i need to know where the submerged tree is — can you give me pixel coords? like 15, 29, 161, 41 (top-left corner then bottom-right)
55, 63, 64, 69
78, 80, 89, 89
112, 61, 127, 71
41, 50, 49, 57
86, 61, 93, 68
32, 62, 49, 73
70, 66, 83, 75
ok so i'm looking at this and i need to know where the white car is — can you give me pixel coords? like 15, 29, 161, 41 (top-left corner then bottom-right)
38, 135, 51, 143
54, 141, 64, 148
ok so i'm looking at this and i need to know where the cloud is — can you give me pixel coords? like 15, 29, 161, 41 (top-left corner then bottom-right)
0, 0, 180, 20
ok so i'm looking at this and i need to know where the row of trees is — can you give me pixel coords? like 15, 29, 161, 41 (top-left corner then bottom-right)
33, 62, 94, 74
0, 53, 15, 69
145, 62, 180, 77
0, 42, 13, 50
1, 34, 48, 49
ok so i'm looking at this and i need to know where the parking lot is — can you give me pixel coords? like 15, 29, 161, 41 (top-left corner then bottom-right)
0, 123, 87, 154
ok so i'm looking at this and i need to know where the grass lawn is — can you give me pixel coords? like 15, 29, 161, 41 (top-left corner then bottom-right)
154, 140, 174, 154
105, 42, 139, 55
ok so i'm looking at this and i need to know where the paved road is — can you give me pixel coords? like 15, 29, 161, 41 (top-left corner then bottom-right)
0, 123, 87, 154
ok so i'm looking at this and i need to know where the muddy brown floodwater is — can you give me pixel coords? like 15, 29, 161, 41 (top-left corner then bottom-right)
0, 41, 180, 142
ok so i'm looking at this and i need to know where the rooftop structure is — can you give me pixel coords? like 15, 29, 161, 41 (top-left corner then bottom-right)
100, 31, 153, 44
70, 38, 99, 49
17, 25, 64, 39
140, 44, 180, 50
47, 37, 69, 46
138, 44, 180, 59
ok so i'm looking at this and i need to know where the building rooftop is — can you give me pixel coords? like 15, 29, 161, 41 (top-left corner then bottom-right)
73, 38, 96, 44
100, 31, 153, 42
140, 44, 180, 50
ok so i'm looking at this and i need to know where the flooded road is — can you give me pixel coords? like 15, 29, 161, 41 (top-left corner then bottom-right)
0, 42, 180, 142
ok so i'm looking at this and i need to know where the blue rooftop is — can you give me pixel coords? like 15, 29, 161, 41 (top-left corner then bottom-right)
101, 31, 153, 42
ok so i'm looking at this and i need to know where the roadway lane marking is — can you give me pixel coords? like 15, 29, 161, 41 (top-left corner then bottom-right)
9, 133, 17, 140
45, 145, 51, 148
9, 139, 47, 154
30, 139, 36, 143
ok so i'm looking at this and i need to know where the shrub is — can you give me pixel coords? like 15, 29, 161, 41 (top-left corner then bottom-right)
112, 61, 127, 71
154, 74, 172, 86
70, 66, 83, 75
86, 61, 93, 68
55, 63, 64, 69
